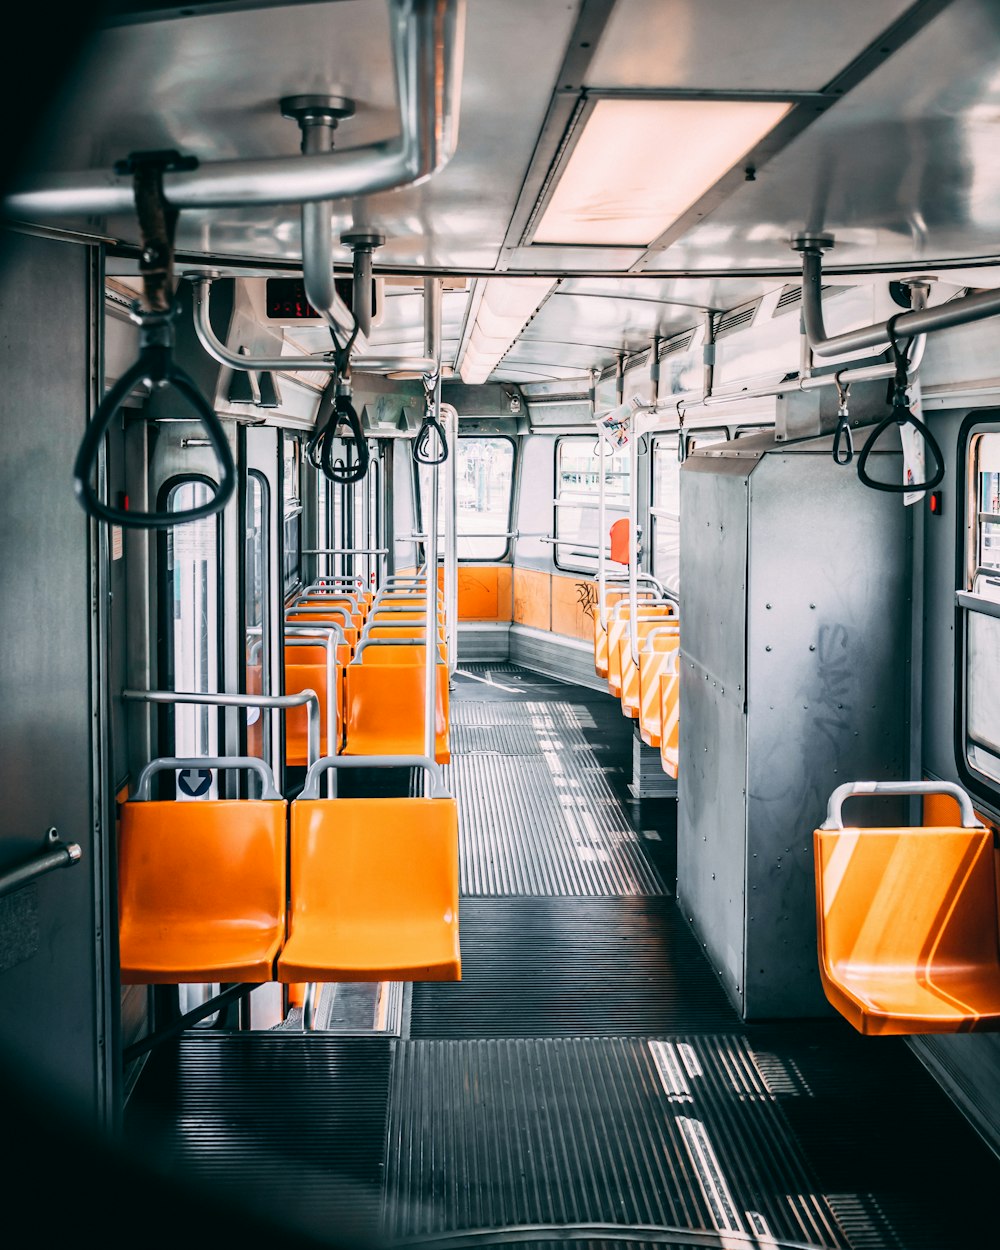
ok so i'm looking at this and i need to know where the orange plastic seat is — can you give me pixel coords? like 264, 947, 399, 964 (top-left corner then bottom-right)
609, 517, 630, 564
277, 792, 461, 982
118, 757, 286, 984
287, 608, 359, 650
344, 660, 450, 763
814, 781, 1000, 1035
620, 617, 678, 719
284, 656, 343, 764
607, 603, 674, 697
658, 660, 680, 778
296, 595, 364, 628
639, 627, 680, 746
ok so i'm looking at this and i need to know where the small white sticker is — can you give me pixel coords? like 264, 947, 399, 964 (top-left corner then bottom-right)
901, 377, 927, 506
111, 525, 123, 561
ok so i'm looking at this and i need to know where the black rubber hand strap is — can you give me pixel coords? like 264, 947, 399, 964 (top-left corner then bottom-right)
73, 346, 235, 528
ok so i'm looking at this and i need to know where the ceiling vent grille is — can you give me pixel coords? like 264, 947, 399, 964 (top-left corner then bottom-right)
715, 300, 759, 339
773, 283, 837, 316
661, 329, 695, 356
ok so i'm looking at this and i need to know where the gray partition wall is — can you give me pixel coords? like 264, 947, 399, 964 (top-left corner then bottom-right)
678, 432, 911, 1019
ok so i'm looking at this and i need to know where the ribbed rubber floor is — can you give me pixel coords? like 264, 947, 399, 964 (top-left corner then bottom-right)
409, 899, 740, 1038
383, 1036, 847, 1248
124, 1034, 392, 1244
446, 695, 663, 898
123, 665, 1000, 1250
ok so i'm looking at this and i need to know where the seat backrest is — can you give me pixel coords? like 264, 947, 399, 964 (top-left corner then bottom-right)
344, 661, 449, 761
814, 826, 1000, 973
288, 796, 459, 923
285, 660, 343, 762
118, 797, 287, 981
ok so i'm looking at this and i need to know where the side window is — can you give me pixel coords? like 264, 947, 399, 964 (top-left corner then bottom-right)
162, 479, 221, 797
554, 436, 629, 574
282, 435, 302, 595
651, 435, 680, 596
415, 436, 516, 561
960, 427, 1000, 789
456, 437, 514, 560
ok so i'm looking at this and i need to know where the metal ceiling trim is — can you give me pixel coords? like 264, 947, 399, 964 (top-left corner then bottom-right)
494, 0, 618, 272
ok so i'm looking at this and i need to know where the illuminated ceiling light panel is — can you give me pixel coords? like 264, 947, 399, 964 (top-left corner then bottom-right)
459, 277, 555, 384
533, 97, 793, 247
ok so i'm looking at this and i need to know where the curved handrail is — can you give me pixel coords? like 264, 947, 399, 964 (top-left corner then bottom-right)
300, 753, 447, 799
820, 780, 984, 831
132, 755, 282, 802
0, 830, 82, 898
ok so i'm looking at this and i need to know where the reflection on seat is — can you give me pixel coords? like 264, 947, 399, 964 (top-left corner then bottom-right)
814, 780, 1000, 1035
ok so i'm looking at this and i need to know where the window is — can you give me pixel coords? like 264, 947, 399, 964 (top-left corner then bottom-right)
282, 435, 302, 595
650, 435, 680, 595
163, 480, 220, 797
416, 436, 516, 561
960, 427, 1000, 789
554, 436, 629, 574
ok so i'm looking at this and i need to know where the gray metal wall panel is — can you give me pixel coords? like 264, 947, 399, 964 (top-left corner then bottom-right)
0, 233, 106, 1116
509, 625, 606, 691
676, 664, 749, 1010
677, 453, 751, 1010
744, 447, 910, 1017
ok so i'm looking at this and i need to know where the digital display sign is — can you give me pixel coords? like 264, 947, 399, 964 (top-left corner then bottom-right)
265, 277, 320, 319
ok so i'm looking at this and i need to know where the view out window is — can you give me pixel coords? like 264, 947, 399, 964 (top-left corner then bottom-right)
417, 436, 515, 561
164, 480, 220, 796
554, 436, 629, 574
962, 429, 1000, 787
282, 435, 302, 595
651, 435, 680, 596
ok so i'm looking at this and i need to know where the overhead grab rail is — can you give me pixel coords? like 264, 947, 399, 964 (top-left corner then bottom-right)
74, 152, 236, 529
0, 828, 82, 898
4, 0, 465, 220
793, 234, 1000, 359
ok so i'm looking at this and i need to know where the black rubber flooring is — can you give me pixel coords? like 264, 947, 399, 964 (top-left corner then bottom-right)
123, 664, 1000, 1250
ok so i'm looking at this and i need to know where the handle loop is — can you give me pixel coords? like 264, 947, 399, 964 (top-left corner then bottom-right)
831, 372, 854, 466
73, 149, 235, 529
855, 315, 945, 494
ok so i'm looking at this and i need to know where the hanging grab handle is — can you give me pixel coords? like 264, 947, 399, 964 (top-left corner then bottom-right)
856, 316, 944, 494
72, 149, 235, 529
73, 314, 236, 528
831, 372, 854, 466
413, 376, 448, 465
413, 410, 449, 465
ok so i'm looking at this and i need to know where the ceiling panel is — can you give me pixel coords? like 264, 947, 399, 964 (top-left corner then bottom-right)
636, 0, 1000, 271
517, 290, 699, 353
585, 0, 914, 91
31, 0, 577, 270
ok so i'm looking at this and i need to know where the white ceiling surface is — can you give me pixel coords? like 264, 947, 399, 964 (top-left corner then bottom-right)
31, 0, 1000, 385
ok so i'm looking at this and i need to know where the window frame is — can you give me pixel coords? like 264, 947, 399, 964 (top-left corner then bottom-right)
552, 434, 630, 575
414, 434, 518, 563
155, 473, 225, 792
955, 411, 1000, 807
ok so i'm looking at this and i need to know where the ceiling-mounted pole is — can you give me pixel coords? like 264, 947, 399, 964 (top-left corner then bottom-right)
793, 234, 1000, 357
341, 231, 386, 337
5, 0, 467, 219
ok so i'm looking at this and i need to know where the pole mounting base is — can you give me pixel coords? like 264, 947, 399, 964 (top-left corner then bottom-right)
791, 233, 835, 253
341, 232, 386, 251
279, 94, 356, 125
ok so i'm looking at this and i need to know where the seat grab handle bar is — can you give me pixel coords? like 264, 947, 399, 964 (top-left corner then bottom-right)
300, 754, 447, 799
132, 756, 282, 801
821, 780, 984, 831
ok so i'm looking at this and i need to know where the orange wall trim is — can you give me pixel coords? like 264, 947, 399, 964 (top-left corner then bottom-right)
438, 565, 513, 621
511, 567, 599, 641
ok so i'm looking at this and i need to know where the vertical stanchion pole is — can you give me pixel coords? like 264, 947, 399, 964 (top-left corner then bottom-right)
423, 278, 443, 782
442, 401, 459, 677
